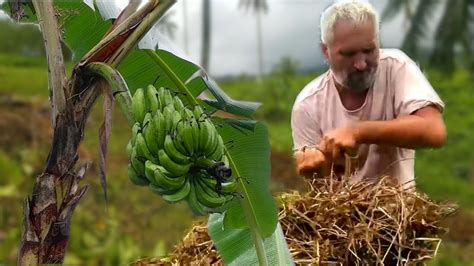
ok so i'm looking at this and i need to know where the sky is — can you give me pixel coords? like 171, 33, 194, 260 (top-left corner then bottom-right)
147, 0, 407, 77
0, 0, 425, 78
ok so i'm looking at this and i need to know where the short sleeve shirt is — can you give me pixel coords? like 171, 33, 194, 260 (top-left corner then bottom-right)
291, 49, 444, 187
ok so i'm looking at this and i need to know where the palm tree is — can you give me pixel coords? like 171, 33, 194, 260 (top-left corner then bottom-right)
201, 0, 211, 72
382, 0, 474, 74
238, 0, 268, 78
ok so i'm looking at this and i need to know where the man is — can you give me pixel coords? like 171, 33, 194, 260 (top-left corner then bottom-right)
291, 0, 446, 188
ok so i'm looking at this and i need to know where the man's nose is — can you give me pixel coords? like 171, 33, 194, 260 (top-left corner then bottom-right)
353, 55, 367, 71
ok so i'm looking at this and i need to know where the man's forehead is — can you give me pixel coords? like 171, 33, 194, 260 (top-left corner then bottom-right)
328, 19, 378, 47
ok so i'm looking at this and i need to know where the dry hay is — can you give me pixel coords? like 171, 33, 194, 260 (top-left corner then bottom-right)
131, 222, 223, 266
279, 177, 456, 265
132, 177, 456, 265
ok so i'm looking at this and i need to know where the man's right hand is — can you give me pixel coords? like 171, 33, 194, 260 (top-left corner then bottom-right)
294, 147, 330, 178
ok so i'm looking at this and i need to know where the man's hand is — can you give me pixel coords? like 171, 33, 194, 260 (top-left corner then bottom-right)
294, 147, 330, 178
319, 127, 359, 161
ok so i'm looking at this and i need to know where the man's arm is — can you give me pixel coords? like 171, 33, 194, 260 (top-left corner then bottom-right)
320, 105, 446, 160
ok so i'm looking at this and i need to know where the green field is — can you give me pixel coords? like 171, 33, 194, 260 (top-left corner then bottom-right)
1, 53, 473, 264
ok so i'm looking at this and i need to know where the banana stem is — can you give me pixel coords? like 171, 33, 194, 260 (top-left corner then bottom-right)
145, 50, 199, 107
84, 62, 135, 126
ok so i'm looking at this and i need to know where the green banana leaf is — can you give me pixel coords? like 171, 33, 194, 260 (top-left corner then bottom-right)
208, 214, 294, 266
212, 121, 278, 236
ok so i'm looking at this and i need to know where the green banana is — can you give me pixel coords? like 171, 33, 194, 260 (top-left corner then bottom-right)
126, 139, 133, 159
162, 104, 175, 134
135, 132, 156, 163
173, 95, 185, 112
158, 149, 191, 177
201, 176, 237, 194
198, 119, 212, 152
208, 134, 224, 161
145, 160, 186, 190
173, 133, 189, 155
144, 160, 159, 184
195, 178, 226, 208
130, 146, 146, 176
203, 122, 218, 157
164, 134, 190, 164
128, 163, 149, 186
130, 122, 141, 146
152, 111, 166, 150
161, 179, 191, 203
158, 87, 173, 108
132, 88, 146, 124
186, 179, 207, 215
190, 118, 200, 152
149, 182, 179, 196
143, 113, 159, 157
145, 85, 159, 113
193, 105, 205, 121
170, 110, 182, 133
176, 120, 195, 155
154, 166, 187, 191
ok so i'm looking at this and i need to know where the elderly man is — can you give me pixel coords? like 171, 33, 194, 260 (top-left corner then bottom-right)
291, 0, 446, 188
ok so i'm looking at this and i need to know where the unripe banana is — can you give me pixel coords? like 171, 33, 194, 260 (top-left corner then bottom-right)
195, 178, 226, 208
158, 149, 191, 177
203, 122, 218, 157
152, 111, 166, 149
208, 134, 224, 161
190, 118, 200, 152
176, 120, 194, 155
130, 146, 146, 176
158, 87, 173, 108
173, 133, 189, 155
126, 139, 133, 159
173, 95, 185, 112
128, 163, 149, 186
186, 179, 207, 215
131, 122, 141, 146
149, 182, 179, 196
198, 119, 211, 152
145, 160, 187, 190
132, 88, 146, 124
193, 105, 205, 121
143, 113, 159, 157
162, 104, 175, 134
145, 85, 159, 113
201, 176, 237, 194
161, 179, 191, 203
135, 132, 157, 163
164, 134, 190, 164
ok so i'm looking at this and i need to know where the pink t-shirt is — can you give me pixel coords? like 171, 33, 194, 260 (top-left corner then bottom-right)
291, 49, 444, 187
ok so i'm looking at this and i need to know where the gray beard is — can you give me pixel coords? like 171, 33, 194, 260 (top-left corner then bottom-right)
343, 69, 377, 92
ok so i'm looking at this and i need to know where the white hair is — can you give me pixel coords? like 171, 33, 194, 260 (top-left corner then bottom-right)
320, 0, 379, 44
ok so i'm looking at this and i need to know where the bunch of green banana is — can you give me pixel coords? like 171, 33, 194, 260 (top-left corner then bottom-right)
126, 85, 237, 215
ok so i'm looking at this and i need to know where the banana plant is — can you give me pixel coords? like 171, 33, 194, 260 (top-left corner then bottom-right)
1, 0, 292, 264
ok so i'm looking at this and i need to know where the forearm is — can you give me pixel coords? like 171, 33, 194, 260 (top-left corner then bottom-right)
354, 114, 446, 149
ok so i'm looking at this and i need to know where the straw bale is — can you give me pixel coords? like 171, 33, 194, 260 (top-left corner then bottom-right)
132, 177, 456, 265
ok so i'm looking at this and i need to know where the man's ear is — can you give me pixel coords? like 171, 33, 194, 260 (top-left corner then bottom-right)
321, 43, 329, 61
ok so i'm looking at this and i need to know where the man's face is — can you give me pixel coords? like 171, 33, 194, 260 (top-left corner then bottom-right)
322, 18, 380, 92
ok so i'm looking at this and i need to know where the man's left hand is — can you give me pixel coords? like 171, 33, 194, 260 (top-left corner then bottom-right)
319, 127, 359, 161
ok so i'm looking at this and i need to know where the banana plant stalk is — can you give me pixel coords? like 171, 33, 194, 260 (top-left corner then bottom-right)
15, 0, 175, 263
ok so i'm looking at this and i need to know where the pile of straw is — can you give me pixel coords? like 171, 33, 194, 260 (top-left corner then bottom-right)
133, 177, 456, 265
279, 177, 456, 264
